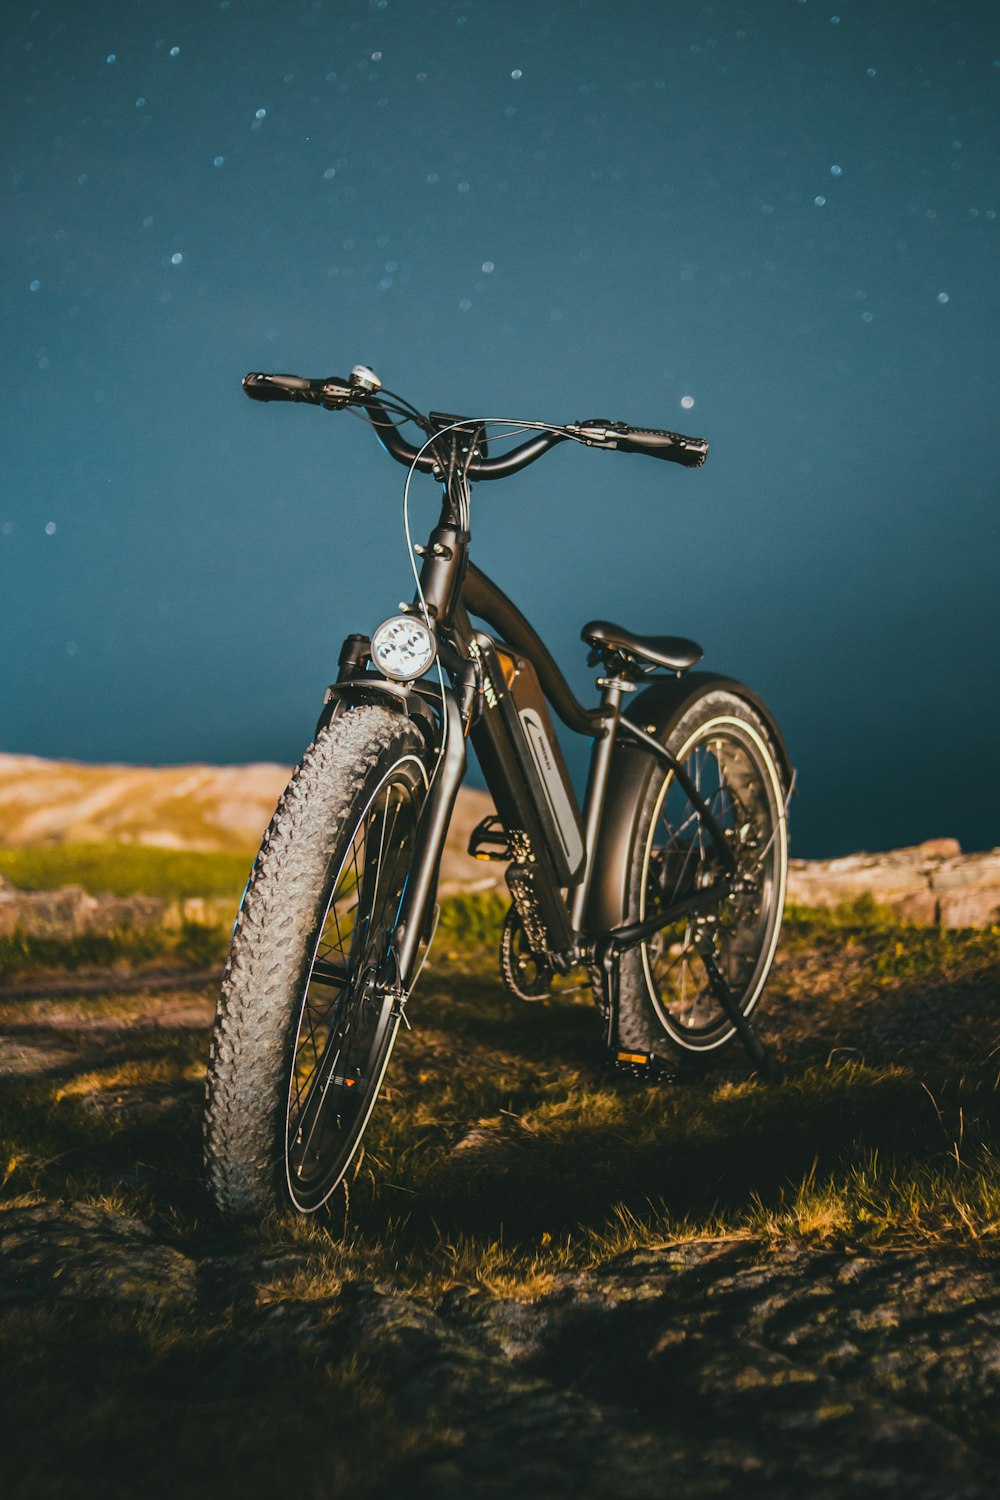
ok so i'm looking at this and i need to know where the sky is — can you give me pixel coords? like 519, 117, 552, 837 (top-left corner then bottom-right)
2, 0, 998, 858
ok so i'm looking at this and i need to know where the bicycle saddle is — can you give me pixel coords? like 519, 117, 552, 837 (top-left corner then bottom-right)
582, 620, 703, 674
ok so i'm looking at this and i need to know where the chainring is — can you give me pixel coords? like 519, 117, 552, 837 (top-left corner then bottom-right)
499, 906, 555, 1003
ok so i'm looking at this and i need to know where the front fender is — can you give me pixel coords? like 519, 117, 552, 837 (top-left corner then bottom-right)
315, 677, 439, 747
583, 672, 793, 936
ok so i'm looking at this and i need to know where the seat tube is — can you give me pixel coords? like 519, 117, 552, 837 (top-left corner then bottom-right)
570, 680, 624, 937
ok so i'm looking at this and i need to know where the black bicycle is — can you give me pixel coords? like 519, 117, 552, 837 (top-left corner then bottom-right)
204, 364, 792, 1219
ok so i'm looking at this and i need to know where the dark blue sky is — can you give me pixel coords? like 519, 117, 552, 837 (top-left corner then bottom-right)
3, 0, 998, 857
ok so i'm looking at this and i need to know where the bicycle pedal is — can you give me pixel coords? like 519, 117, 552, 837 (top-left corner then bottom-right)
610, 1049, 681, 1084
468, 814, 511, 862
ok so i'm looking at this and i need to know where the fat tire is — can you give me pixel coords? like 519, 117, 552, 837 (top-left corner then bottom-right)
616, 689, 788, 1056
203, 706, 429, 1220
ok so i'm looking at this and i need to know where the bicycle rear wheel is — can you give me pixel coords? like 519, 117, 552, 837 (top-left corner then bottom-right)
617, 689, 788, 1055
204, 706, 430, 1218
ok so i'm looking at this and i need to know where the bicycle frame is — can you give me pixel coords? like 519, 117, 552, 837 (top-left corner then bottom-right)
323, 442, 749, 1031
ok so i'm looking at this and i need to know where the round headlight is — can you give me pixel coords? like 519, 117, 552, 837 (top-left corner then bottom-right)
370, 614, 437, 682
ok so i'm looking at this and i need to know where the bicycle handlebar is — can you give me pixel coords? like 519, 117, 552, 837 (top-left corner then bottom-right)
241, 371, 709, 477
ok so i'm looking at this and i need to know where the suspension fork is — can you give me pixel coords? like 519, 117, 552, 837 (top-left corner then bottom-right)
391, 686, 466, 989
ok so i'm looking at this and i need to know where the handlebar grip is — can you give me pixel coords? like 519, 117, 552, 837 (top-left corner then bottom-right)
243, 372, 317, 402
242, 372, 352, 406
613, 426, 709, 468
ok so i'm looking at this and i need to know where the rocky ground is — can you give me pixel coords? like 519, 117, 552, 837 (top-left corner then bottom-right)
2, 1191, 999, 1497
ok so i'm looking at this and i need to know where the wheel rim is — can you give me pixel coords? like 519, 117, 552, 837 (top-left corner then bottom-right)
639, 715, 787, 1050
284, 755, 426, 1211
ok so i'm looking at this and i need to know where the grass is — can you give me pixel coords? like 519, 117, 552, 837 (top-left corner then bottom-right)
2, 895, 999, 1267
783, 892, 1000, 986
0, 842, 244, 980
1, 891, 999, 1493
0, 842, 253, 902
0, 920, 229, 982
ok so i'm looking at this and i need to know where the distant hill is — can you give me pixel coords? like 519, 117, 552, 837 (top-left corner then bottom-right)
0, 752, 291, 853
0, 752, 495, 890
3, 752, 997, 924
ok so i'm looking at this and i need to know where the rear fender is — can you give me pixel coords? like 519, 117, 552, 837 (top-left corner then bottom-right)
584, 672, 793, 935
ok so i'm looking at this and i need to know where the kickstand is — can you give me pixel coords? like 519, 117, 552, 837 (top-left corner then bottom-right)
696, 936, 783, 1083
597, 937, 622, 1055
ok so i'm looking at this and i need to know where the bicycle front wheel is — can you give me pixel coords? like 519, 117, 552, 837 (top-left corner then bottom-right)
204, 706, 431, 1218
617, 689, 788, 1055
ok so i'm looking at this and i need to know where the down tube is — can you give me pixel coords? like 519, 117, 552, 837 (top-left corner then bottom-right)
466, 641, 576, 955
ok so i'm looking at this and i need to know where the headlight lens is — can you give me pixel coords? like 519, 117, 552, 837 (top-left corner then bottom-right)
370, 614, 436, 682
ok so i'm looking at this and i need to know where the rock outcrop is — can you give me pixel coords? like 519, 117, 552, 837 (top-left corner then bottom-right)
0, 881, 172, 939
0, 1202, 197, 1310
787, 839, 1000, 929
1, 1201, 997, 1497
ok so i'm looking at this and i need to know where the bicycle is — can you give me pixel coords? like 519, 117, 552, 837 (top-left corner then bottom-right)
204, 363, 792, 1218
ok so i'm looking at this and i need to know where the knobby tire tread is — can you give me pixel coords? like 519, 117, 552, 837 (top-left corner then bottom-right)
203, 706, 425, 1220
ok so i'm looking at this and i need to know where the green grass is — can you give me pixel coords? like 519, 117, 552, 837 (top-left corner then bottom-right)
0, 877, 503, 985
784, 892, 1000, 984
0, 921, 229, 982
0, 842, 246, 980
0, 842, 253, 902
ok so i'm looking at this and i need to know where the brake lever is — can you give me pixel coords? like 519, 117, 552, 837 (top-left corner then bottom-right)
323, 365, 384, 410
319, 380, 354, 410
563, 419, 628, 448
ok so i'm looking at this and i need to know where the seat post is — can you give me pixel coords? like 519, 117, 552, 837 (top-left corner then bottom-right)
570, 676, 630, 939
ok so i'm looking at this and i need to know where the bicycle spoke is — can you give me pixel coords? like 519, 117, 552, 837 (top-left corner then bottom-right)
308, 959, 350, 988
